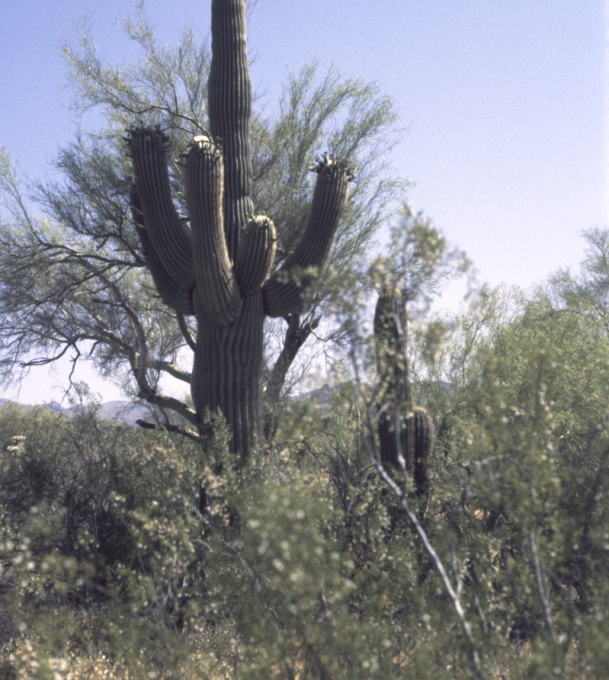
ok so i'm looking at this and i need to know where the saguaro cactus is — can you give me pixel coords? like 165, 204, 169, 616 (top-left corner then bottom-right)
127, 0, 351, 461
374, 286, 434, 498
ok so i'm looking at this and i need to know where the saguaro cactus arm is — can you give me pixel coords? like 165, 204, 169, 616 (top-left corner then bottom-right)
130, 187, 195, 316
411, 406, 434, 499
184, 139, 243, 325
127, 127, 195, 291
234, 216, 277, 295
262, 157, 351, 317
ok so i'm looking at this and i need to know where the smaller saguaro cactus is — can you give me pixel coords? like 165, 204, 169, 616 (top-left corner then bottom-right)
374, 285, 434, 499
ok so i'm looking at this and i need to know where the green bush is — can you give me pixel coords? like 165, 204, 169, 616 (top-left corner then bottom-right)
2, 310, 609, 680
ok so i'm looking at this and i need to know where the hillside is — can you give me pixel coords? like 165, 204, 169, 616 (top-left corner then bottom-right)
0, 398, 150, 427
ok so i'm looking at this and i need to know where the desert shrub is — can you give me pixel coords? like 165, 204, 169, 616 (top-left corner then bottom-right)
2, 320, 609, 680
0, 402, 214, 677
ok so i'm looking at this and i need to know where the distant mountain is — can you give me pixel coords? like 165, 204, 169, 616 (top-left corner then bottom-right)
1, 379, 453, 427
95, 401, 152, 426
0, 398, 151, 427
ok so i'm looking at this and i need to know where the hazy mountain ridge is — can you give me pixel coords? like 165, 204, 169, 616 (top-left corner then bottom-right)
0, 398, 150, 427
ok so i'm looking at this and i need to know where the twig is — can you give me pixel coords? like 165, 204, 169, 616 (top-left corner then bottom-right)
362, 420, 485, 678
529, 526, 557, 643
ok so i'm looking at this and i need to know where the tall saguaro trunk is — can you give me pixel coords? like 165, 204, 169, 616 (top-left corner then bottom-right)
127, 0, 351, 461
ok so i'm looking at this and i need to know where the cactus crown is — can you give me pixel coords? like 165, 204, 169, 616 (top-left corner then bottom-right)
310, 153, 355, 182
190, 135, 222, 156
124, 125, 170, 154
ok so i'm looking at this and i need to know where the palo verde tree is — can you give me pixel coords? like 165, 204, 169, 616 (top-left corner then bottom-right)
548, 228, 609, 332
0, 2, 399, 456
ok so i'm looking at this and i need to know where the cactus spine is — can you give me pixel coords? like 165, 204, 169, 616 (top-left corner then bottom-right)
374, 286, 434, 499
127, 0, 350, 461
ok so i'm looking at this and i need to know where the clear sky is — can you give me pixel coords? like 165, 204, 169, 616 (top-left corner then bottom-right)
0, 0, 606, 404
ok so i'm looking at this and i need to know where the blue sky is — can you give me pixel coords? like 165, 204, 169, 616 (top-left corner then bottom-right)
0, 0, 606, 403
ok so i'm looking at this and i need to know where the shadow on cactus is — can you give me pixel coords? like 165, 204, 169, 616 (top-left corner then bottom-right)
125, 0, 353, 461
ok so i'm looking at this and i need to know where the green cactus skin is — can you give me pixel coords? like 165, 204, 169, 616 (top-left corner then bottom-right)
410, 406, 434, 499
263, 157, 350, 317
128, 129, 196, 291
374, 286, 410, 403
208, 0, 253, 261
126, 0, 350, 461
374, 286, 434, 499
130, 186, 195, 316
235, 217, 277, 296
184, 139, 243, 326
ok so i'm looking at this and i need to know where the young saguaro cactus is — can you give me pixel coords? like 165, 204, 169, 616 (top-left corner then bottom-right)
374, 286, 434, 499
126, 0, 351, 461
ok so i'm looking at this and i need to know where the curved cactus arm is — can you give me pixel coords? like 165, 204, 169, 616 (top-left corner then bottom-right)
130, 186, 195, 316
411, 406, 434, 499
126, 127, 195, 291
184, 139, 243, 326
208, 0, 254, 261
234, 216, 277, 295
262, 157, 351, 317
